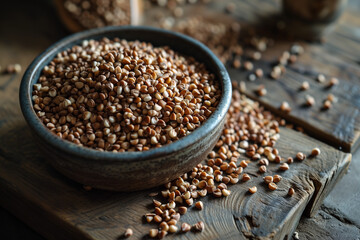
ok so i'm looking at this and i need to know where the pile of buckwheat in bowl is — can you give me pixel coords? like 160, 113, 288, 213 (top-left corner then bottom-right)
21, 26, 231, 192
32, 37, 222, 152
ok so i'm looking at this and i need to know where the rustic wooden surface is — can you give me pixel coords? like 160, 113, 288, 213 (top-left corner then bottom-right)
0, 122, 351, 240
296, 149, 360, 240
1, 149, 359, 240
0, 0, 359, 240
145, 0, 360, 153
224, 1, 360, 153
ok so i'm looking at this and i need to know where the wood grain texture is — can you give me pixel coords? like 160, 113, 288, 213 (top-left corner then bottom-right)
146, 0, 360, 152
0, 0, 357, 239
296, 209, 360, 240
232, 37, 360, 153
1, 153, 360, 240
0, 120, 351, 240
227, 1, 360, 153
321, 147, 360, 229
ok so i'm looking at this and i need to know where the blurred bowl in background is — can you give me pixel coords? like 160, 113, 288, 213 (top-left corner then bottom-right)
282, 0, 347, 41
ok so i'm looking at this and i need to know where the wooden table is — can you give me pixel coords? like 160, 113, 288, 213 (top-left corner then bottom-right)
0, 0, 359, 239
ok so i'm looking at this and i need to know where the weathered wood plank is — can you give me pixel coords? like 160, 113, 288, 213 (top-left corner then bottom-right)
225, 4, 360, 152
1, 149, 359, 240
296, 141, 360, 238
0, 118, 351, 240
296, 209, 360, 240
231, 39, 360, 152
0, 0, 357, 239
321, 148, 360, 229
232, 3, 360, 153
323, 7, 360, 64
145, 0, 360, 152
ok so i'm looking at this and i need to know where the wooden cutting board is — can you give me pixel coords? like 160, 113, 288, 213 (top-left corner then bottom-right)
0, 120, 351, 240
0, 0, 358, 239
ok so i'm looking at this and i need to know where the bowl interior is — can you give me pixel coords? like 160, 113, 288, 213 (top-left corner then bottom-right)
20, 26, 232, 162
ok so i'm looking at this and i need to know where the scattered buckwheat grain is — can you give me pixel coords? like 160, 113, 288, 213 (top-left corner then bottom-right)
296, 152, 306, 161
280, 101, 291, 113
268, 182, 278, 191
311, 148, 321, 156
288, 187, 295, 196
323, 100, 332, 110
317, 74, 326, 83
305, 95, 315, 106
124, 228, 133, 238
301, 81, 309, 91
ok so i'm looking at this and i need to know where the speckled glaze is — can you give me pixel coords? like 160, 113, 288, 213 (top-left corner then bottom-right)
19, 26, 232, 191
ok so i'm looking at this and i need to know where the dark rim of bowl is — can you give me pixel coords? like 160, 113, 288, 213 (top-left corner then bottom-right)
19, 26, 232, 162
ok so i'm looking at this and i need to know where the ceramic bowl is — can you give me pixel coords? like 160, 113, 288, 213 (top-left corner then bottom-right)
20, 26, 232, 191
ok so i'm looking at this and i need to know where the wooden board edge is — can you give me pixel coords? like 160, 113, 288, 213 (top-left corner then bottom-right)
305, 153, 352, 217
274, 193, 313, 240
0, 135, 351, 240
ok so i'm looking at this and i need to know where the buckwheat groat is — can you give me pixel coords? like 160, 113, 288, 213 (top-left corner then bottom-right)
32, 38, 221, 152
